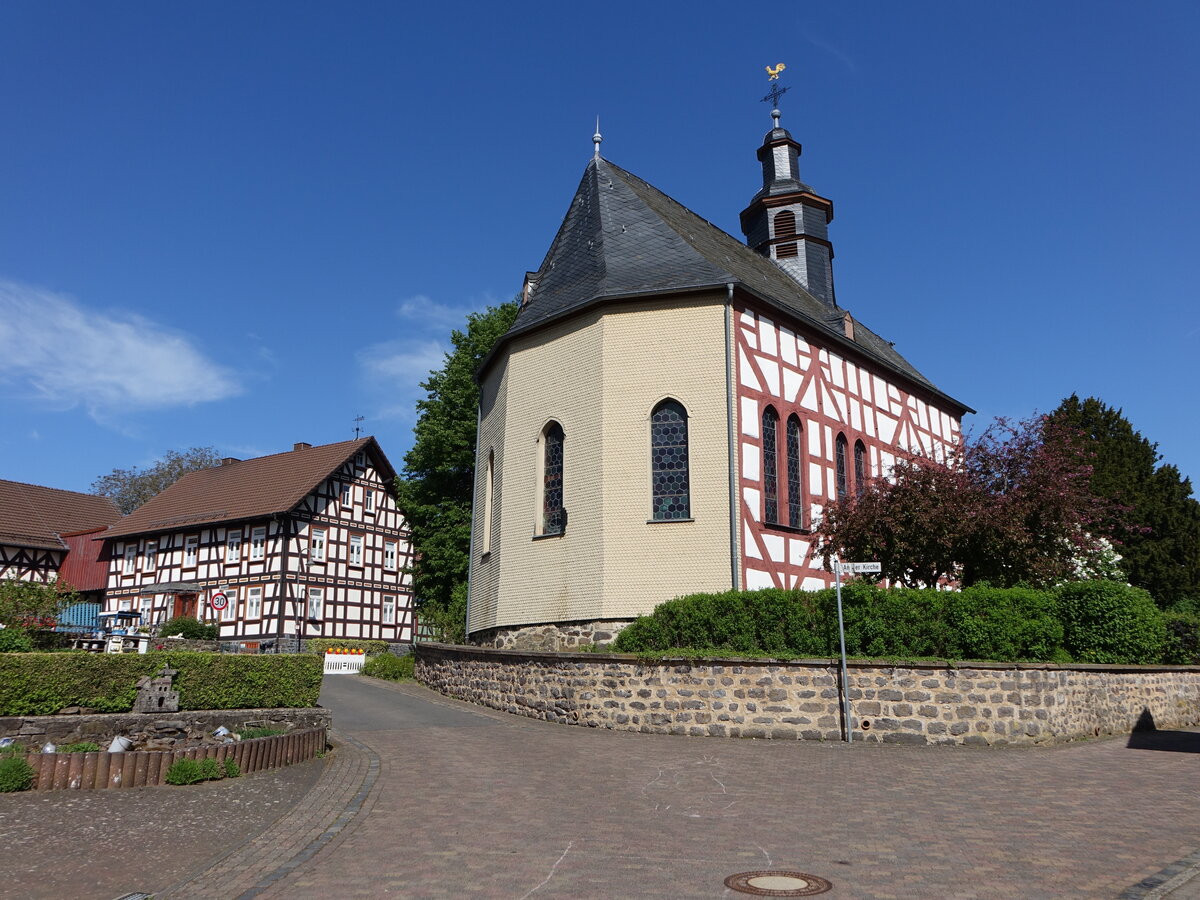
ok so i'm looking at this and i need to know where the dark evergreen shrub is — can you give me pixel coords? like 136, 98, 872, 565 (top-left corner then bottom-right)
1055, 580, 1166, 664
1162, 612, 1200, 664
158, 617, 218, 640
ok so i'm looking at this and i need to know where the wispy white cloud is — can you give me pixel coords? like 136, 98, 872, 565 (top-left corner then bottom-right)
802, 31, 858, 73
357, 338, 448, 421
0, 280, 241, 422
394, 294, 467, 329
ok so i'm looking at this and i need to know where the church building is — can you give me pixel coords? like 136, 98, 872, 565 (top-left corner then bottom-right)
467, 104, 972, 650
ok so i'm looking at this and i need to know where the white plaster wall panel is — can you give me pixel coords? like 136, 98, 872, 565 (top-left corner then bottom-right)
859, 369, 872, 401
739, 355, 761, 390
807, 426, 821, 458
743, 443, 761, 481
746, 568, 773, 590
830, 388, 848, 423
788, 538, 809, 566
740, 311, 756, 327
800, 379, 819, 412
826, 467, 836, 500
741, 397, 760, 436
796, 335, 810, 355
880, 451, 896, 479
819, 349, 829, 365
802, 576, 827, 590
743, 487, 761, 520
779, 327, 797, 365
809, 464, 823, 497
740, 326, 757, 349
756, 356, 781, 397
789, 573, 799, 588
744, 522, 762, 559
763, 533, 785, 563
759, 317, 777, 356
829, 353, 844, 388
877, 414, 898, 445
873, 376, 887, 405
863, 410, 876, 438
824, 426, 833, 460
870, 446, 880, 475
783, 368, 803, 403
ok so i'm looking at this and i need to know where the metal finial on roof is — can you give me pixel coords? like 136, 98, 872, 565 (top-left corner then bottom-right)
593, 116, 602, 158
761, 64, 789, 127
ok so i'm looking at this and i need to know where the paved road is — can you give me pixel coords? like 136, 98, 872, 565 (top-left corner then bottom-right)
4, 676, 1199, 898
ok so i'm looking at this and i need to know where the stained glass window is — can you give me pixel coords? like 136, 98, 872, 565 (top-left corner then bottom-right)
542, 422, 565, 534
651, 400, 690, 520
762, 407, 779, 523
836, 433, 848, 500
787, 416, 803, 528
854, 440, 867, 498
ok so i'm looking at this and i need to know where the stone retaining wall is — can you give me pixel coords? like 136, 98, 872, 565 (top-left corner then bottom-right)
0, 707, 331, 747
415, 643, 1200, 746
471, 619, 633, 652
18, 726, 327, 791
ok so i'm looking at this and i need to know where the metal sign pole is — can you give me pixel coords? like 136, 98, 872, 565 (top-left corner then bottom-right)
835, 561, 852, 743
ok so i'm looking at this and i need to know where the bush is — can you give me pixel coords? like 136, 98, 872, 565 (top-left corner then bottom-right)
158, 617, 218, 640
0, 628, 34, 653
223, 758, 241, 778
57, 742, 101, 753
0, 651, 323, 716
1055, 580, 1166, 664
198, 758, 223, 780
1163, 612, 1200, 664
0, 742, 26, 757
361, 652, 414, 681
241, 726, 286, 740
0, 756, 34, 792
306, 638, 390, 656
165, 758, 204, 785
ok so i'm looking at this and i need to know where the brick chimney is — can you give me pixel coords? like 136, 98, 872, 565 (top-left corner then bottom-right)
293, 442, 312, 451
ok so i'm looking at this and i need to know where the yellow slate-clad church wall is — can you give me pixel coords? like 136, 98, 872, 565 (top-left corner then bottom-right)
469, 295, 732, 635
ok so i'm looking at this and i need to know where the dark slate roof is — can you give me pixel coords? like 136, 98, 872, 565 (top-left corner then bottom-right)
103, 437, 396, 539
490, 157, 971, 415
0, 480, 121, 550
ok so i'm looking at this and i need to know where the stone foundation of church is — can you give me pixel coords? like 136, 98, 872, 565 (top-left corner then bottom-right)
469, 619, 635, 652
414, 643, 1200, 746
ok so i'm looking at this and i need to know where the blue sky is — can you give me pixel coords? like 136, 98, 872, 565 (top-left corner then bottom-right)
2, 1, 1198, 494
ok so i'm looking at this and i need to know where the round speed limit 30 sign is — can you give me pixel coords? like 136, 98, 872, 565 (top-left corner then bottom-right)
209, 591, 228, 611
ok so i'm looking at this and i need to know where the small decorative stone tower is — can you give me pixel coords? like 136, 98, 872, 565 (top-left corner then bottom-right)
739, 101, 837, 308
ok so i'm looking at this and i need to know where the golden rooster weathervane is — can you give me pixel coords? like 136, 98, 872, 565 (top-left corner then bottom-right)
766, 62, 786, 80
761, 62, 789, 114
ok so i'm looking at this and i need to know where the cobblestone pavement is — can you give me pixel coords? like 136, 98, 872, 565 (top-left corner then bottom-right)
4, 676, 1199, 899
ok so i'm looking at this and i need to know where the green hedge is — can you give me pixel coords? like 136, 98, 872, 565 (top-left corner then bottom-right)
306, 638, 390, 656
613, 580, 1169, 665
0, 651, 323, 716
361, 653, 414, 680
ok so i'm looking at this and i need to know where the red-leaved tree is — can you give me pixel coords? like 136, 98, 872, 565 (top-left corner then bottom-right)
815, 415, 1120, 588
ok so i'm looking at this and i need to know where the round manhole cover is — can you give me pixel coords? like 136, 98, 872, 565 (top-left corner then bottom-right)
724, 870, 833, 896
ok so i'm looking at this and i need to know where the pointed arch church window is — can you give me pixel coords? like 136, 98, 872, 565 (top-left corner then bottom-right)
542, 422, 565, 535
836, 433, 849, 501
651, 400, 690, 520
854, 440, 867, 498
787, 415, 803, 528
762, 407, 779, 523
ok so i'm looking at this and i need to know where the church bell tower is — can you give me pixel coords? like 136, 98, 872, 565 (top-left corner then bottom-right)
740, 84, 836, 308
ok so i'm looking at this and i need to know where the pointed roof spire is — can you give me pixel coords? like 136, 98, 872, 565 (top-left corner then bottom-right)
593, 116, 602, 158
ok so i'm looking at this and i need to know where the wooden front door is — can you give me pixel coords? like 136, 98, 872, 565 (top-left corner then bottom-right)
173, 593, 198, 619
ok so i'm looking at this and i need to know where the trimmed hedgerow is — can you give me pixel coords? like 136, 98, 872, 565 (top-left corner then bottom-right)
612, 581, 1147, 665
361, 652, 414, 681
1163, 611, 1200, 665
0, 651, 323, 716
306, 638, 390, 656
1055, 580, 1166, 665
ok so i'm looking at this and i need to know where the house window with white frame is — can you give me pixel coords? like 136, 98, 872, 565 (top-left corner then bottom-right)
308, 587, 323, 620
250, 526, 267, 560
382, 595, 395, 624
384, 540, 397, 570
310, 528, 326, 562
226, 532, 241, 564
140, 595, 153, 624
123, 544, 136, 574
184, 535, 198, 568
247, 586, 262, 620
349, 534, 363, 567
143, 540, 157, 571
341, 483, 352, 509
364, 490, 374, 513
223, 587, 238, 621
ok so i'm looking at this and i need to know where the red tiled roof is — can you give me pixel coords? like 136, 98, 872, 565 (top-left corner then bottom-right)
0, 480, 121, 550
59, 526, 112, 590
102, 437, 396, 539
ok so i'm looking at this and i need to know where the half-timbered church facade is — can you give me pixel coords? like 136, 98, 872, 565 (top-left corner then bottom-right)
101, 437, 414, 648
468, 107, 972, 649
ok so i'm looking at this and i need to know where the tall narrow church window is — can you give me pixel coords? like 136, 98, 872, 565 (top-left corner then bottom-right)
542, 422, 565, 535
854, 440, 867, 498
774, 210, 798, 259
482, 450, 494, 554
651, 400, 690, 520
762, 407, 779, 523
836, 434, 849, 500
787, 415, 803, 528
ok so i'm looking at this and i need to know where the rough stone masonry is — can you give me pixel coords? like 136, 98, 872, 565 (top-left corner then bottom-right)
415, 644, 1200, 745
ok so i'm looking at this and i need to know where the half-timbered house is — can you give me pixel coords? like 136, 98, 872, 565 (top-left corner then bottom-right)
0, 480, 120, 604
468, 108, 973, 649
100, 437, 414, 649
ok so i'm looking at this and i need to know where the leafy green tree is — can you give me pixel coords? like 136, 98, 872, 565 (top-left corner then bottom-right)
815, 415, 1116, 588
91, 447, 222, 514
1048, 395, 1200, 607
395, 301, 518, 641
0, 577, 77, 630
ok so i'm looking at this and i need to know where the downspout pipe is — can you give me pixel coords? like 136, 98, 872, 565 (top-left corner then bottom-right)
464, 403, 482, 642
725, 283, 740, 591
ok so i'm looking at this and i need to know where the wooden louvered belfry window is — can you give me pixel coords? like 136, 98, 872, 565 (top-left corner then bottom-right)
774, 209, 798, 259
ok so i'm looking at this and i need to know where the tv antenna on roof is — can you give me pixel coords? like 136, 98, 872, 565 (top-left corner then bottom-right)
353, 415, 365, 439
